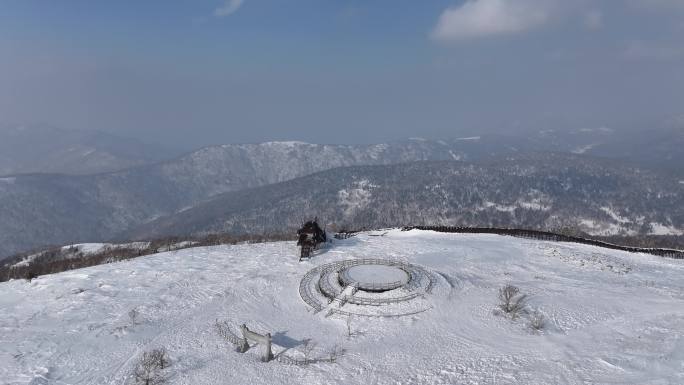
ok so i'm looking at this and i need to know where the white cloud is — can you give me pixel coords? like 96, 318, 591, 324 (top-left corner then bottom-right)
431, 0, 558, 41
214, 0, 244, 17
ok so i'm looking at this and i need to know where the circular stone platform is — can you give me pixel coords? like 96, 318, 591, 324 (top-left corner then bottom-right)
339, 264, 410, 291
299, 259, 451, 317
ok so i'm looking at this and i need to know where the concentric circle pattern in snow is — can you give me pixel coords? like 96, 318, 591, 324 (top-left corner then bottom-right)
299, 258, 448, 317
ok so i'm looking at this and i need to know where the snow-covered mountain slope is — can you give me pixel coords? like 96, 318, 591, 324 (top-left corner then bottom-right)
0, 139, 478, 259
2, 131, 683, 259
128, 155, 684, 241
1, 230, 682, 384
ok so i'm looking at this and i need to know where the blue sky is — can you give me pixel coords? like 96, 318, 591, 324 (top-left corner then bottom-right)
1, 0, 683, 147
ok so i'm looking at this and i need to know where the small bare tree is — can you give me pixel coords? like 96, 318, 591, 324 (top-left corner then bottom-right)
132, 348, 169, 385
529, 310, 545, 331
148, 348, 170, 369
128, 308, 140, 325
498, 284, 528, 319
133, 353, 162, 385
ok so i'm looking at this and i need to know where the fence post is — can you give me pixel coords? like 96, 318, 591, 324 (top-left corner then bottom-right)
238, 324, 250, 353
265, 333, 273, 362
240, 323, 273, 362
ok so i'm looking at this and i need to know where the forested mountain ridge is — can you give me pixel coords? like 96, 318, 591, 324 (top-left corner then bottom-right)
0, 139, 496, 258
1, 133, 682, 259
126, 153, 684, 241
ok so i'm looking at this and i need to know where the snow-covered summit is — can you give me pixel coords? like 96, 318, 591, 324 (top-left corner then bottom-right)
1, 230, 682, 384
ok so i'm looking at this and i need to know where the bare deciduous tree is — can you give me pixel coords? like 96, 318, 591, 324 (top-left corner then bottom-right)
132, 348, 169, 385
148, 348, 170, 369
128, 308, 140, 325
498, 284, 528, 319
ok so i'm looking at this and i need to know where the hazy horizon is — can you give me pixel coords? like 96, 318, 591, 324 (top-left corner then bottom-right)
2, 0, 684, 149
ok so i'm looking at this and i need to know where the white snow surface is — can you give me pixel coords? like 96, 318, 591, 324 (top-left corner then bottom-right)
343, 265, 409, 285
578, 218, 637, 236
571, 143, 598, 154
649, 222, 684, 236
1, 230, 684, 385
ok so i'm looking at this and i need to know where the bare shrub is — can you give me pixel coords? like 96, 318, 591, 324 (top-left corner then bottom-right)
128, 308, 140, 325
498, 284, 528, 319
148, 348, 170, 369
529, 310, 545, 331
133, 348, 169, 385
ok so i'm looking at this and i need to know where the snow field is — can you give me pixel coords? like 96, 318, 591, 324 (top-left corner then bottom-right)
342, 265, 409, 286
0, 229, 683, 384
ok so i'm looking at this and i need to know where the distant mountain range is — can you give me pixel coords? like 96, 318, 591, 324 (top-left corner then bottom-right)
0, 139, 499, 258
125, 154, 684, 241
2, 123, 684, 177
1, 128, 683, 259
0, 125, 178, 176
539, 124, 684, 172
